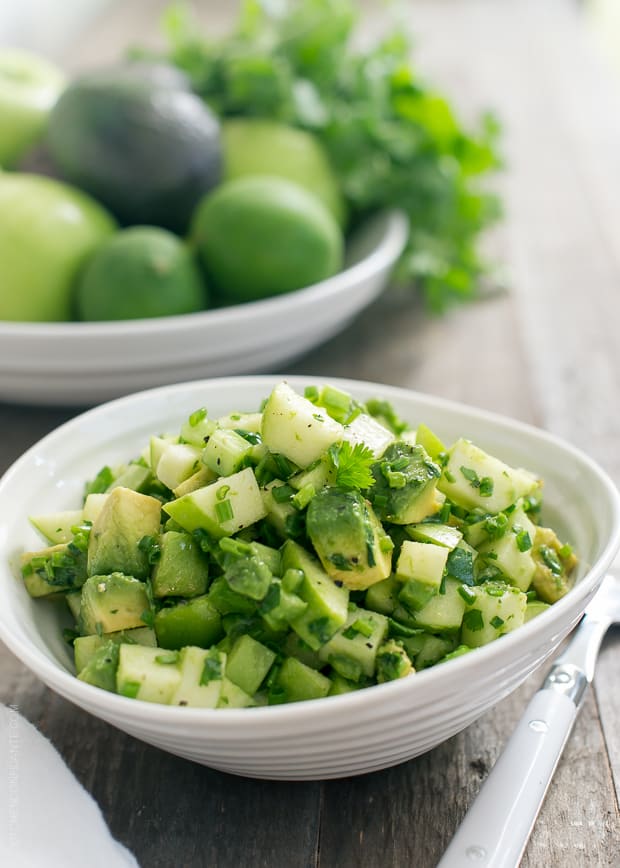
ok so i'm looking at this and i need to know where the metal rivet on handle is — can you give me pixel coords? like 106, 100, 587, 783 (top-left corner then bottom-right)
529, 719, 549, 733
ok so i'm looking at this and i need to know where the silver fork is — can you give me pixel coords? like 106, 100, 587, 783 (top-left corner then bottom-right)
438, 567, 620, 868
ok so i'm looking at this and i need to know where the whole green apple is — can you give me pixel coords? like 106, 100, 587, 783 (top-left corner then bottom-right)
222, 119, 346, 227
0, 49, 66, 168
0, 173, 117, 322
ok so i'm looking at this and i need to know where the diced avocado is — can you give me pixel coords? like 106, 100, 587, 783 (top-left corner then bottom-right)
217, 677, 256, 708
524, 600, 551, 622
375, 639, 414, 683
226, 634, 276, 695
274, 656, 332, 703
170, 647, 225, 708
224, 554, 273, 601
281, 540, 349, 650
29, 509, 84, 544
406, 523, 462, 549
207, 576, 257, 617
155, 442, 202, 490
249, 541, 281, 577
439, 644, 472, 664
261, 382, 343, 468
306, 488, 393, 590
395, 540, 449, 610
318, 606, 388, 679
415, 423, 446, 460
21, 541, 87, 597
74, 626, 157, 672
77, 640, 120, 692
154, 594, 223, 650
342, 413, 394, 457
116, 645, 182, 704
409, 577, 467, 633
531, 527, 578, 603
151, 531, 209, 598
369, 442, 442, 525
66, 590, 82, 622
87, 486, 161, 579
460, 581, 527, 647
364, 575, 400, 616
438, 438, 539, 513
478, 507, 537, 592
203, 427, 254, 476
163, 467, 266, 538
80, 573, 150, 635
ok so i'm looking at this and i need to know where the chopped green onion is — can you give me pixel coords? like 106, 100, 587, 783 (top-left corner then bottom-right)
215, 499, 234, 524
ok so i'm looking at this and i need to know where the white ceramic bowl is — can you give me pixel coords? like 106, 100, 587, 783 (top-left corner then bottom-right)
1, 376, 619, 780
0, 211, 408, 407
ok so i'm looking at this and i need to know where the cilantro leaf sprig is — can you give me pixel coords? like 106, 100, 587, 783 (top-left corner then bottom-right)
328, 441, 375, 490
146, 0, 502, 313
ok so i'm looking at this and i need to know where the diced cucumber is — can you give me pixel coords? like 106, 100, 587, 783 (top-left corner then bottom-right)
415, 423, 446, 460
411, 634, 456, 670
226, 634, 276, 695
172, 466, 217, 498
281, 540, 349, 650
116, 645, 182, 704
66, 590, 82, 622
478, 507, 536, 592
395, 540, 449, 611
282, 632, 323, 670
74, 626, 157, 672
365, 575, 400, 616
216, 411, 262, 433
260, 479, 297, 538
202, 427, 254, 477
217, 677, 256, 708
29, 509, 84, 544
149, 434, 179, 471
108, 463, 152, 493
524, 600, 551, 622
156, 443, 202, 490
179, 411, 216, 448
289, 456, 335, 492
460, 581, 527, 647
164, 467, 266, 538
275, 656, 332, 702
77, 641, 119, 692
82, 493, 108, 524
170, 647, 225, 708
80, 573, 150, 635
410, 577, 466, 633
154, 595, 223, 650
438, 438, 539, 513
342, 413, 394, 457
328, 673, 363, 695
406, 523, 462, 549
318, 606, 388, 678
261, 382, 343, 468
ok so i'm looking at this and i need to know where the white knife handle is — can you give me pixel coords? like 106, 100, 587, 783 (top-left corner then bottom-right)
436, 687, 578, 868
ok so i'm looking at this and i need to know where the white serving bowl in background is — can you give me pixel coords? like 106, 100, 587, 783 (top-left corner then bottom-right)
0, 375, 619, 780
0, 211, 408, 407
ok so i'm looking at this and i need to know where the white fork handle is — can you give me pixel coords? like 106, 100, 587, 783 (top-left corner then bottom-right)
436, 688, 577, 868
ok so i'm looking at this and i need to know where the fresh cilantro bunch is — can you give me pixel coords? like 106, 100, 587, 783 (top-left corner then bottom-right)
156, 0, 502, 311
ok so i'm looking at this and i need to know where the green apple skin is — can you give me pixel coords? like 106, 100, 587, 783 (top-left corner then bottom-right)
0, 50, 66, 168
0, 174, 117, 322
222, 119, 347, 228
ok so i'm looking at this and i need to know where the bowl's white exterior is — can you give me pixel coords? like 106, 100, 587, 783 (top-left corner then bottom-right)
0, 212, 408, 406
1, 376, 619, 780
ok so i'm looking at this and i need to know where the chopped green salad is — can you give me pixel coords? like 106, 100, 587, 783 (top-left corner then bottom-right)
21, 382, 577, 707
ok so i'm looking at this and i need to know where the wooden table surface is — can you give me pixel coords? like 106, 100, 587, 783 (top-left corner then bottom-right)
2, 1, 620, 865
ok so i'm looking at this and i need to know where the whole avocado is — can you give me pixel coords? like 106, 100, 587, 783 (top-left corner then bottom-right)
47, 63, 222, 233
